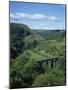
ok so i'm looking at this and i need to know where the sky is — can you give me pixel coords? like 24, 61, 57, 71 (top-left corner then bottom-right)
10, 1, 66, 30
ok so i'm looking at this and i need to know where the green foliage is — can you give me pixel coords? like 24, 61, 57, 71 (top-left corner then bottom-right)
32, 69, 65, 87
10, 23, 66, 88
10, 23, 33, 59
10, 51, 40, 88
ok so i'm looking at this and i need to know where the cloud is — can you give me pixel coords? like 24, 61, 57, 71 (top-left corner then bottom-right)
10, 12, 60, 21
39, 23, 48, 27
10, 13, 20, 19
47, 16, 59, 21
10, 13, 45, 20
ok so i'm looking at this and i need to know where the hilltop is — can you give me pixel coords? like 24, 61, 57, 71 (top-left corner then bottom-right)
10, 23, 44, 59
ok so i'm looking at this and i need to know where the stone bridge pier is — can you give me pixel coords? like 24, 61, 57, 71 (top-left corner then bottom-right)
36, 57, 60, 70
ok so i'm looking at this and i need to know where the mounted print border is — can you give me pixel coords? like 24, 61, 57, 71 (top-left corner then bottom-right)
9, 1, 66, 89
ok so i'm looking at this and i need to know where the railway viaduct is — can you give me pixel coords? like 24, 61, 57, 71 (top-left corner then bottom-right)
35, 57, 61, 70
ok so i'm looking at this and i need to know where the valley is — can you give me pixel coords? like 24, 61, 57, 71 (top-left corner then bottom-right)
10, 23, 66, 88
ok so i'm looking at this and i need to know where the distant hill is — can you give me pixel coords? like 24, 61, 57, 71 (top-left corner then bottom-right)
34, 29, 65, 40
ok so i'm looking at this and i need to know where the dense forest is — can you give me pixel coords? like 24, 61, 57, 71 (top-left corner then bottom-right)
10, 23, 66, 89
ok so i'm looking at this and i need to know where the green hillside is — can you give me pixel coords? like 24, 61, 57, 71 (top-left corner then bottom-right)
10, 23, 43, 59
10, 23, 66, 89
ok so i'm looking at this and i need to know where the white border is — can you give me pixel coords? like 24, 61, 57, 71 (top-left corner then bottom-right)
0, 0, 68, 90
